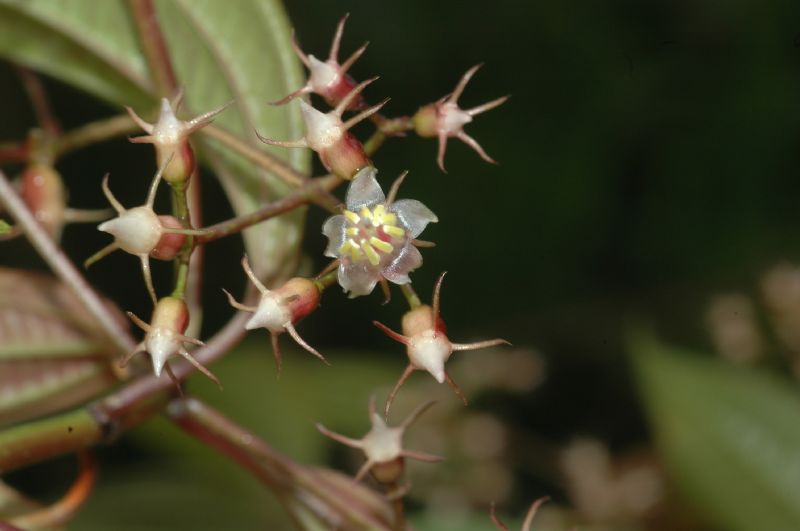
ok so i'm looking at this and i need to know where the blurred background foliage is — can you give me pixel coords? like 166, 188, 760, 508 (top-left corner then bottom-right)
3, 0, 800, 529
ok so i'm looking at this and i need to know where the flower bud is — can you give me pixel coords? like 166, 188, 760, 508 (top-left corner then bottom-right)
258, 79, 386, 180
128, 96, 231, 185
19, 163, 66, 239
375, 272, 509, 415
123, 296, 220, 388
151, 215, 188, 261
273, 14, 369, 110
225, 256, 325, 372
413, 64, 509, 172
85, 160, 202, 304
317, 398, 442, 485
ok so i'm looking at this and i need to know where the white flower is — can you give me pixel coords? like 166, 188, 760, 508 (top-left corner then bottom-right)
322, 167, 437, 297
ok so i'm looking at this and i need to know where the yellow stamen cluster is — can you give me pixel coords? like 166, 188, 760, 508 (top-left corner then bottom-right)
339, 204, 406, 266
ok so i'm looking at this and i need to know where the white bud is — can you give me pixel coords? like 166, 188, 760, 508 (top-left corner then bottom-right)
98, 206, 162, 255
245, 292, 291, 333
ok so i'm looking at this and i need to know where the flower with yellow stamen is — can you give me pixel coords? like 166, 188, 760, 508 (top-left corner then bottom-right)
322, 166, 437, 297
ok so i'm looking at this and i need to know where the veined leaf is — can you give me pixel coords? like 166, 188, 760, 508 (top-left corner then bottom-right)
632, 332, 800, 531
0, 268, 122, 428
0, 0, 310, 280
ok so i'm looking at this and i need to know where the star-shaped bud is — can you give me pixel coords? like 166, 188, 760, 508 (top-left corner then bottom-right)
272, 14, 369, 109
121, 297, 220, 389
375, 272, 510, 415
491, 497, 549, 531
412, 64, 509, 172
224, 256, 326, 372
127, 94, 231, 183
258, 78, 387, 179
85, 157, 202, 304
322, 167, 437, 298
316, 397, 442, 485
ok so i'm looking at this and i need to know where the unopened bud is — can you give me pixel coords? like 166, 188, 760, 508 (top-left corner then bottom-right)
128, 96, 231, 185
316, 398, 441, 485
123, 296, 220, 388
413, 64, 509, 172
225, 256, 325, 372
258, 79, 386, 180
375, 272, 509, 415
273, 14, 369, 110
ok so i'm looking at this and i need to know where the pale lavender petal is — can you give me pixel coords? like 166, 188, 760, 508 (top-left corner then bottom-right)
338, 262, 379, 297
390, 199, 438, 238
382, 244, 423, 285
322, 215, 347, 258
345, 167, 385, 210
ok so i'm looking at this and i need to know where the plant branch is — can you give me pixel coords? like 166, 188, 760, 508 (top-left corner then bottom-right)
0, 299, 252, 474
127, 0, 178, 97
53, 114, 139, 158
15, 66, 61, 137
195, 174, 341, 244
0, 170, 136, 356
166, 397, 393, 531
201, 124, 306, 187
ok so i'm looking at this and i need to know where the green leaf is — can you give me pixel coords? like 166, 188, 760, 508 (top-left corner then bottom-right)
0, 0, 309, 279
0, 220, 10, 235
0, 268, 120, 428
632, 332, 800, 531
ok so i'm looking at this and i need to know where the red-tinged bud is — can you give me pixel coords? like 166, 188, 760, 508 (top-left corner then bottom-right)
273, 14, 369, 110
123, 296, 220, 388
413, 64, 509, 172
127, 95, 231, 185
258, 78, 386, 180
224, 256, 325, 372
151, 215, 188, 261
316, 398, 442, 485
375, 272, 510, 415
19, 163, 66, 239
85, 158, 202, 304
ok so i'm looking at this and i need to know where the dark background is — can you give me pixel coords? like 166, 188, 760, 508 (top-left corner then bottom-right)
3, 1, 800, 528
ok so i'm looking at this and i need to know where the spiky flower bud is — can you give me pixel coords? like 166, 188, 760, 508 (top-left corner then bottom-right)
273, 14, 369, 109
127, 95, 230, 184
322, 167, 437, 297
122, 297, 220, 388
375, 272, 509, 415
413, 64, 509, 172
224, 256, 325, 372
316, 398, 442, 485
258, 79, 386, 180
85, 159, 202, 304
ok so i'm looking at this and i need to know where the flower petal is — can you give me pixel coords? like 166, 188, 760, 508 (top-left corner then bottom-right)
390, 199, 438, 238
345, 167, 384, 210
322, 215, 347, 258
338, 262, 378, 297
382, 243, 423, 285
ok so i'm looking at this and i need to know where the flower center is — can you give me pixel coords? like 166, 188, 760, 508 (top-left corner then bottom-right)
339, 204, 406, 266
